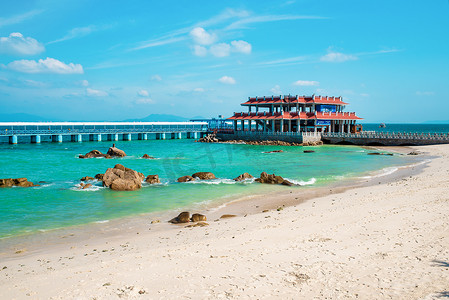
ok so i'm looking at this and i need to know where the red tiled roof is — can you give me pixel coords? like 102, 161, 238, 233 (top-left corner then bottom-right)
228, 111, 362, 121
241, 95, 348, 106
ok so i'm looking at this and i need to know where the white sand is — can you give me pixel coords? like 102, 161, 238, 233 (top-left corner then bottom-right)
1, 145, 448, 299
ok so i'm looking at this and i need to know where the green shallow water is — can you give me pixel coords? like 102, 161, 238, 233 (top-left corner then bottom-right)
0, 140, 411, 238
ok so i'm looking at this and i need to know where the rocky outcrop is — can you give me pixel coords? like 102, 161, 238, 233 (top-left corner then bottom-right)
102, 164, 144, 191
185, 222, 209, 228
95, 173, 104, 181
263, 150, 284, 153
196, 133, 219, 143
82, 183, 92, 189
0, 178, 38, 188
80, 176, 94, 181
142, 154, 156, 159
255, 172, 292, 186
177, 175, 195, 182
79, 150, 111, 159
303, 150, 315, 153
220, 214, 237, 219
233, 173, 254, 181
367, 152, 393, 156
145, 175, 160, 184
191, 213, 207, 222
106, 147, 126, 157
192, 172, 216, 180
169, 212, 190, 224
407, 151, 420, 155
223, 140, 323, 146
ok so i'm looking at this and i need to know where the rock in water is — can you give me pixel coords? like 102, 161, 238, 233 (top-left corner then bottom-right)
263, 150, 284, 153
142, 154, 156, 159
233, 172, 254, 181
79, 150, 111, 159
95, 173, 104, 181
145, 175, 160, 184
191, 172, 216, 180
80, 176, 94, 181
106, 147, 126, 157
191, 213, 207, 222
102, 164, 143, 191
82, 183, 92, 189
255, 172, 284, 184
281, 180, 293, 186
177, 175, 195, 182
169, 212, 190, 224
0, 178, 37, 188
303, 150, 315, 153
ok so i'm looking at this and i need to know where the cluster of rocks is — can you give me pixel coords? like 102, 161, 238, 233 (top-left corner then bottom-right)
222, 140, 323, 146
177, 172, 216, 182
367, 152, 393, 156
0, 178, 38, 188
80, 164, 160, 191
233, 172, 254, 181
169, 212, 207, 224
196, 133, 220, 143
407, 151, 420, 156
79, 146, 127, 159
255, 172, 293, 186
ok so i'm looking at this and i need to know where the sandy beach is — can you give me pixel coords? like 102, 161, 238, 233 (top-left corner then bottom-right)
0, 144, 448, 299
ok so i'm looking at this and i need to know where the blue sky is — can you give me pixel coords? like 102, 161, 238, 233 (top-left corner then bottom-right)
0, 0, 448, 122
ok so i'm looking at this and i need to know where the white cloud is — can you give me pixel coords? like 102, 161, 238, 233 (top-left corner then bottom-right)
138, 89, 150, 97
218, 76, 236, 84
225, 14, 326, 30
136, 98, 154, 104
81, 80, 89, 87
86, 88, 108, 97
210, 43, 231, 57
270, 85, 282, 94
48, 25, 98, 44
293, 80, 319, 86
0, 32, 45, 55
360, 93, 370, 97
320, 51, 357, 63
416, 91, 435, 96
257, 55, 307, 66
7, 57, 83, 74
193, 87, 205, 92
151, 74, 162, 81
231, 40, 251, 54
0, 9, 44, 28
189, 27, 217, 45
193, 45, 207, 57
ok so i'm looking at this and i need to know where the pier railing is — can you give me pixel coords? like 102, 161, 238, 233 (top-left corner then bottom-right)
225, 131, 322, 137
323, 132, 449, 141
0, 127, 205, 136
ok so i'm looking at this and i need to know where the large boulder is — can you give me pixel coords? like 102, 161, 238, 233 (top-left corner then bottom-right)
0, 178, 37, 188
145, 175, 160, 184
107, 147, 126, 157
102, 164, 143, 191
192, 172, 216, 180
191, 213, 207, 222
142, 154, 156, 159
169, 212, 190, 224
255, 172, 293, 186
255, 172, 284, 184
177, 175, 195, 182
233, 172, 254, 181
79, 150, 111, 159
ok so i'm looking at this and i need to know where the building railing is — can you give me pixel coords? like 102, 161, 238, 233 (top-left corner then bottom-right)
323, 132, 449, 140
0, 127, 207, 136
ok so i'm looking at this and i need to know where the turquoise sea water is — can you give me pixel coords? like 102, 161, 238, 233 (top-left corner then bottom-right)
0, 139, 412, 239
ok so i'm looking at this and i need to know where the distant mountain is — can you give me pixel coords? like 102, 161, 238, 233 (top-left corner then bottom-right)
0, 113, 54, 122
123, 114, 189, 122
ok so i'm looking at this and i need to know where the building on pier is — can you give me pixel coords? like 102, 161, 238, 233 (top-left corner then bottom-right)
228, 94, 363, 133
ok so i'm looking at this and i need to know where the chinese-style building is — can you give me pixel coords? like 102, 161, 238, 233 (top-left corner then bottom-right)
228, 94, 363, 133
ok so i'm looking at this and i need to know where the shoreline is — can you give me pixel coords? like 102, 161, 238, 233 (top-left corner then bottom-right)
0, 145, 428, 258
0, 144, 448, 298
